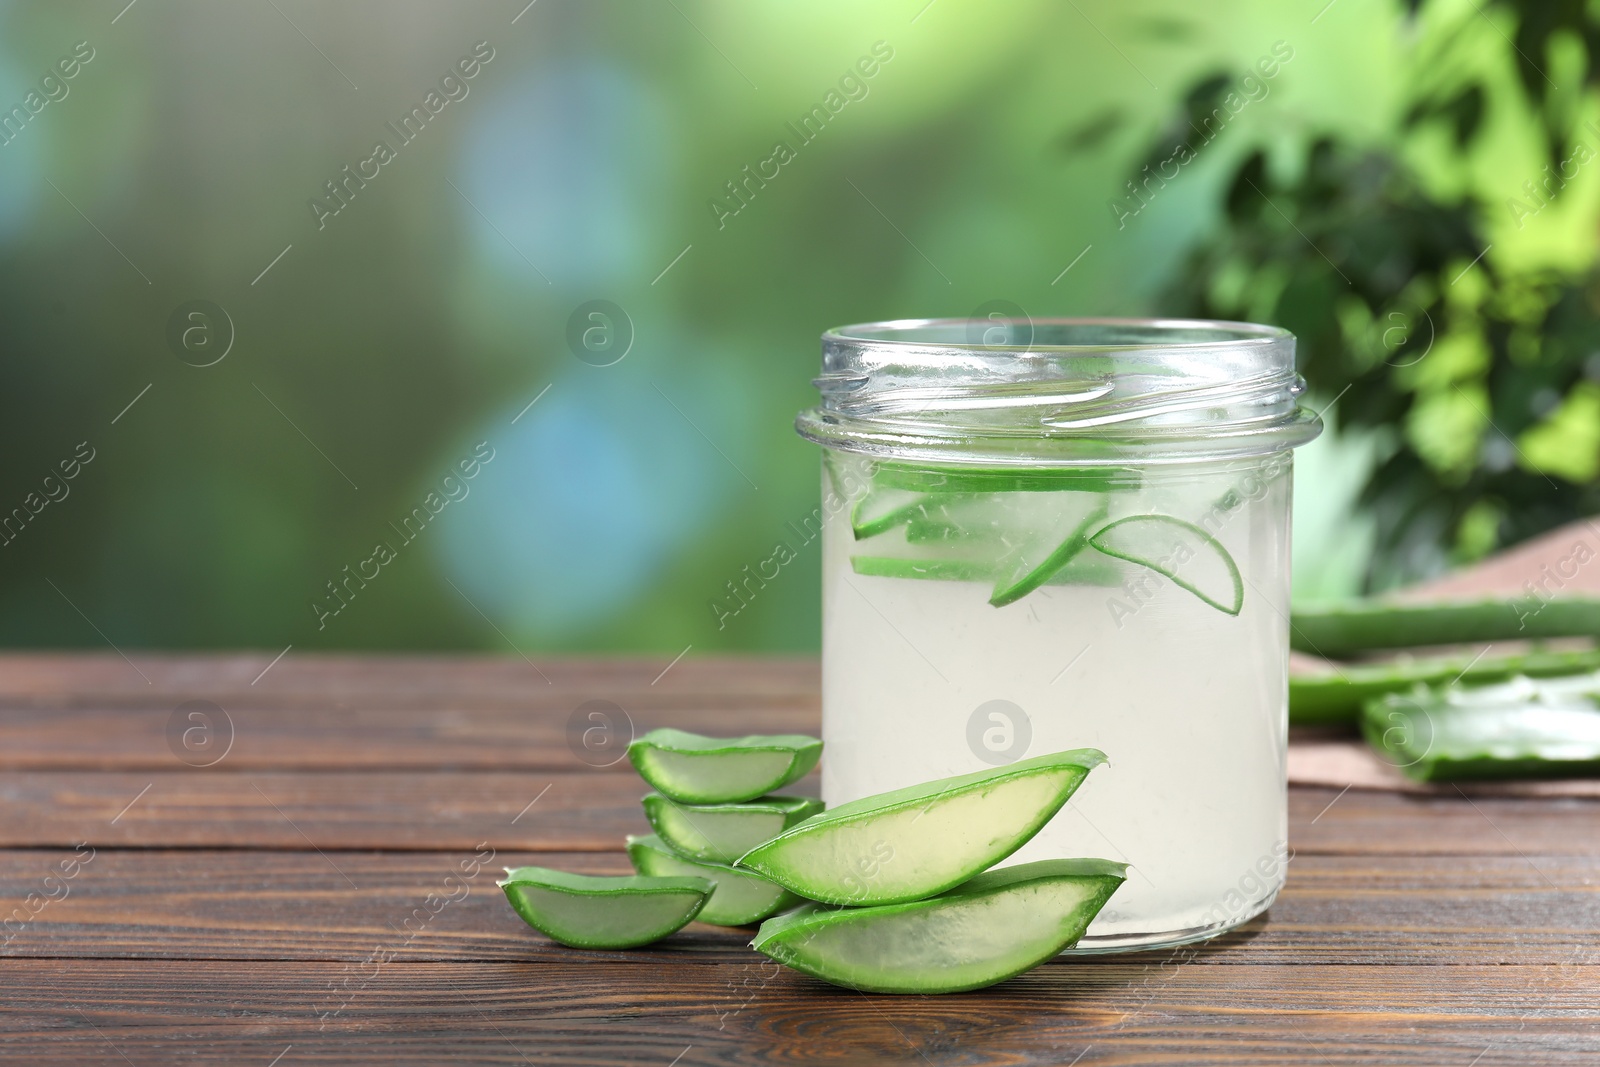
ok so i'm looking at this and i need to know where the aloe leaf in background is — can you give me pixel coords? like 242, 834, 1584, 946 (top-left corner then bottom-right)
1362, 672, 1600, 780
627, 729, 822, 804
1290, 646, 1600, 725
627, 834, 801, 926
642, 793, 823, 865
736, 748, 1105, 906
751, 858, 1126, 994
1290, 597, 1600, 658
498, 867, 712, 949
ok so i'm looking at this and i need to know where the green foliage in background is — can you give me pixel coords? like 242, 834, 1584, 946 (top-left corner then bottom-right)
1151, 0, 1600, 589
3, 0, 1597, 651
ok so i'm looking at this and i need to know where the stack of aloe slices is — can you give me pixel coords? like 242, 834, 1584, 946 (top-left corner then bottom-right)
500, 732, 1125, 993
840, 458, 1246, 616
501, 729, 821, 942
625, 728, 822, 926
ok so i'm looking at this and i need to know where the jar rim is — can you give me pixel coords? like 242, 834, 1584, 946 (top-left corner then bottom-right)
822, 317, 1293, 353
799, 316, 1321, 466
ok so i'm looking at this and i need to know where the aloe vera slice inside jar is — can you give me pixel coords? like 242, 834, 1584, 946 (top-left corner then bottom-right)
752, 858, 1126, 993
498, 867, 712, 949
847, 473, 1127, 604
627, 834, 800, 926
1088, 513, 1244, 615
642, 793, 824, 865
736, 748, 1104, 906
626, 729, 822, 804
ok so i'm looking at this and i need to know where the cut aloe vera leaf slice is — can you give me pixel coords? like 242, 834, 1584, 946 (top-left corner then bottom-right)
752, 858, 1126, 994
1290, 646, 1600, 726
627, 728, 822, 804
990, 500, 1110, 607
736, 748, 1105, 906
1291, 596, 1600, 658
852, 556, 996, 583
1088, 514, 1243, 616
870, 463, 1139, 494
864, 490, 1109, 605
850, 485, 930, 540
1363, 673, 1600, 781
901, 494, 1004, 545
627, 834, 801, 926
851, 553, 1122, 588
822, 451, 851, 502
498, 866, 712, 949
642, 793, 824, 865
902, 515, 976, 544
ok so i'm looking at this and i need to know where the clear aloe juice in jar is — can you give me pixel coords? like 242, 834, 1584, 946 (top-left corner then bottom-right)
796, 318, 1321, 951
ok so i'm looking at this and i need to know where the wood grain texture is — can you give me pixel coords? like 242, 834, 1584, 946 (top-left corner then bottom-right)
0, 770, 716, 850
1, 849, 1597, 966
0, 652, 819, 703
1, 960, 1596, 1066
0, 653, 819, 770
3, 770, 1594, 855
0, 701, 818, 770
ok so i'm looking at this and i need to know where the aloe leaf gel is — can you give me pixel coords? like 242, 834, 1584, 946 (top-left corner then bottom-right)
627, 729, 822, 804
737, 749, 1104, 905
751, 859, 1127, 993
642, 793, 824, 865
498, 867, 713, 949
627, 834, 801, 926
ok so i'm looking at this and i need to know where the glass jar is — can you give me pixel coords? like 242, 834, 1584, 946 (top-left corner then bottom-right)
795, 318, 1322, 951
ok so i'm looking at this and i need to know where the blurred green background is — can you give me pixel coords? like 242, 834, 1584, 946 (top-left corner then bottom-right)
1, 0, 1596, 654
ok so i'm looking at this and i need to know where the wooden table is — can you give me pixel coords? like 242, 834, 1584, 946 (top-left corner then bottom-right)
2, 654, 1597, 1065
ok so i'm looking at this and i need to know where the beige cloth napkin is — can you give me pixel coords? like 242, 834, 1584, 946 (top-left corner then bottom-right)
1285, 517, 1600, 796
1286, 737, 1600, 797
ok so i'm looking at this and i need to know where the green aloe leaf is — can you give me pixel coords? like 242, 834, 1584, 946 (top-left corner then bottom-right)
751, 858, 1126, 994
626, 729, 822, 804
736, 748, 1105, 906
1291, 596, 1600, 657
642, 793, 823, 865
1363, 673, 1600, 781
627, 834, 801, 926
1290, 646, 1600, 726
498, 867, 712, 949
1088, 513, 1243, 616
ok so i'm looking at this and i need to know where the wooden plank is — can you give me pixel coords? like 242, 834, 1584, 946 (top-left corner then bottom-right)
0, 701, 819, 770
0, 653, 819, 704
1, 960, 1595, 1066
0, 771, 660, 850
1289, 787, 1600, 855
2, 849, 1597, 966
3, 771, 1594, 854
